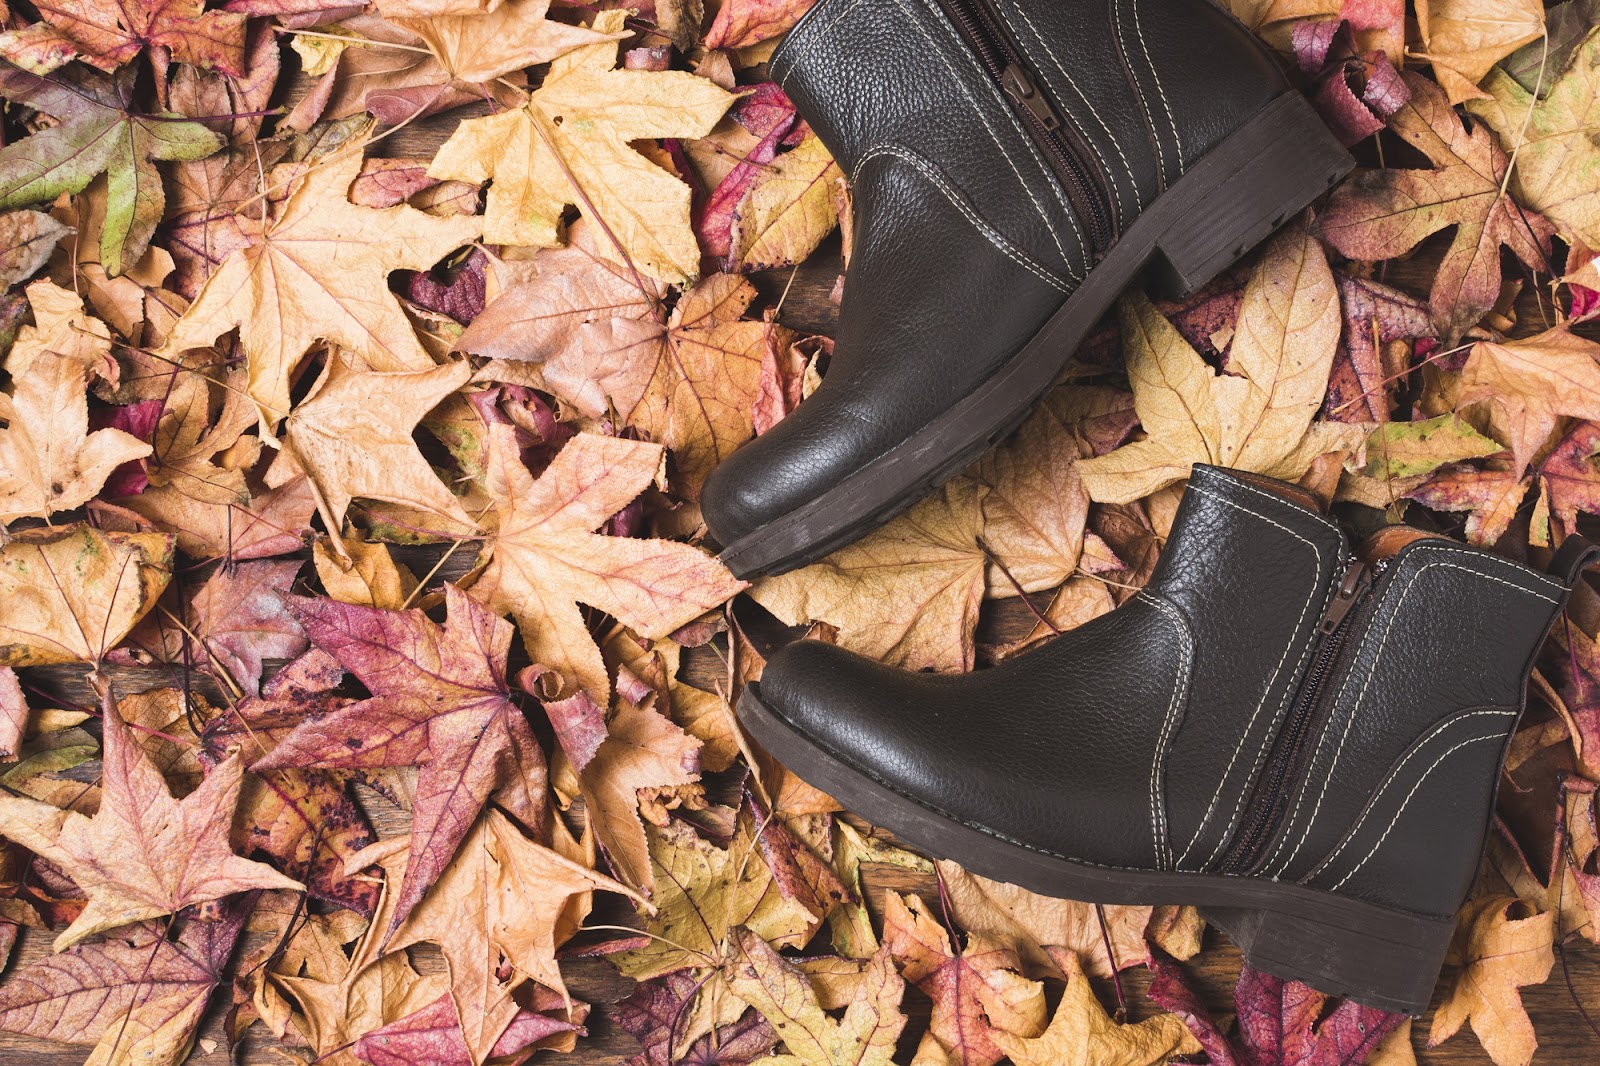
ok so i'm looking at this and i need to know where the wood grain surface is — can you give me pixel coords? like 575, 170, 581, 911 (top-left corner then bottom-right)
0, 100, 1596, 1065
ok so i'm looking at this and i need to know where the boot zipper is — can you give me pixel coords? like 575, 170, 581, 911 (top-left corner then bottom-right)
1221, 556, 1387, 875
936, 0, 1116, 256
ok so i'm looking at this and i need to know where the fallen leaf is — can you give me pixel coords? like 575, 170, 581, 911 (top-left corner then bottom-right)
394, 0, 621, 83
1541, 420, 1600, 542
722, 927, 905, 1066
164, 146, 479, 426
461, 229, 792, 497
0, 285, 149, 523
751, 479, 988, 672
282, 355, 477, 534
113, 473, 316, 562
1364, 413, 1502, 479
1404, 464, 1529, 545
0, 669, 24, 762
474, 425, 744, 705
1428, 895, 1554, 1066
882, 891, 1046, 1066
1147, 949, 1405, 1066
1319, 71, 1555, 343
428, 9, 735, 284
0, 524, 173, 667
616, 970, 779, 1066
614, 812, 818, 979
1323, 273, 1433, 424
5, 0, 247, 76
314, 531, 418, 610
0, 62, 222, 274
1413, 0, 1545, 103
995, 950, 1198, 1066
1077, 223, 1359, 503
254, 584, 546, 932
1455, 325, 1600, 475
704, 0, 817, 49
0, 899, 248, 1064
727, 133, 841, 273
933, 861, 1165, 979
353, 991, 584, 1066
1468, 26, 1600, 249
0, 209, 70, 288
0, 689, 299, 950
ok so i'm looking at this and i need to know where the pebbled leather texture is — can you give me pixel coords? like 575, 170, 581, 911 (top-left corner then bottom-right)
752, 465, 1573, 922
702, 0, 1294, 551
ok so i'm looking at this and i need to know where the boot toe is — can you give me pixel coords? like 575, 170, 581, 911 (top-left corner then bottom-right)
753, 638, 893, 753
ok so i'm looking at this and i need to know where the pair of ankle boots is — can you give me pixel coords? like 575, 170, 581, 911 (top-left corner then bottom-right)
701, 0, 1596, 1015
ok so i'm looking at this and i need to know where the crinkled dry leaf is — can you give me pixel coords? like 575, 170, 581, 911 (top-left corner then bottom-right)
993, 951, 1198, 1066
394, 0, 621, 83
0, 209, 70, 288
0, 524, 173, 667
165, 147, 478, 426
727, 134, 842, 273
255, 585, 545, 933
722, 927, 905, 1066
1078, 223, 1360, 503
1456, 325, 1600, 476
428, 10, 734, 284
1319, 71, 1555, 344
1469, 27, 1600, 250
474, 426, 744, 705
0, 691, 299, 950
1429, 895, 1554, 1066
753, 478, 988, 671
1413, 0, 1545, 103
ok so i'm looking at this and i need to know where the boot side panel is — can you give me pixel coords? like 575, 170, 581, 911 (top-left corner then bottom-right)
1264, 544, 1565, 911
1147, 466, 1345, 872
770, 0, 1091, 282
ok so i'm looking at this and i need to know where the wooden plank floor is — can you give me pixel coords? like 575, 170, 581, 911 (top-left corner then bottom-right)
1, 102, 1597, 1064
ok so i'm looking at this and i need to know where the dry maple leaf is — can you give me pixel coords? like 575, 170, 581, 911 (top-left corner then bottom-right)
281, 354, 477, 534
1468, 27, 1600, 250
0, 524, 173, 667
1147, 949, 1406, 1066
314, 531, 418, 609
113, 471, 317, 562
751, 479, 989, 672
615, 970, 779, 1066
614, 812, 818, 979
0, 898, 248, 1064
393, 0, 621, 83
1455, 325, 1600, 475
254, 584, 545, 933
164, 147, 479, 426
727, 133, 842, 273
1078, 223, 1360, 504
0, 690, 300, 950
353, 991, 585, 1066
0, 62, 223, 274
933, 860, 1182, 980
142, 368, 257, 505
1318, 70, 1555, 344
0, 285, 148, 523
993, 951, 1198, 1066
882, 891, 1046, 1066
1541, 420, 1600, 543
351, 808, 634, 1064
11, 0, 248, 76
428, 9, 734, 284
1413, 0, 1545, 103
545, 690, 703, 894
1428, 895, 1554, 1066
474, 425, 745, 705
703, 0, 817, 49
722, 927, 905, 1066
0, 208, 70, 288
1404, 464, 1529, 546
461, 227, 793, 497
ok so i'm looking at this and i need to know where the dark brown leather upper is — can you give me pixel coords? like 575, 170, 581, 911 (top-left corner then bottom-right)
754, 466, 1572, 919
701, 0, 1292, 548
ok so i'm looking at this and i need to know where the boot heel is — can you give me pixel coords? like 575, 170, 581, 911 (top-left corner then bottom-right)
1199, 901, 1455, 1016
1145, 93, 1353, 299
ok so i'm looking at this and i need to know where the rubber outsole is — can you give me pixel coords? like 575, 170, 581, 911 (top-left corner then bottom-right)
717, 91, 1355, 579
737, 683, 1456, 1015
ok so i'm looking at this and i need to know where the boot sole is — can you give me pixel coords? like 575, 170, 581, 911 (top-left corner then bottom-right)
738, 683, 1456, 1016
718, 91, 1354, 579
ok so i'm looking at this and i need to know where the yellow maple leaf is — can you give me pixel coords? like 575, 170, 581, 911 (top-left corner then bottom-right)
1413, 0, 1546, 103
1078, 223, 1363, 504
394, 0, 622, 84
164, 147, 479, 427
1428, 895, 1554, 1066
428, 9, 734, 284
1468, 28, 1600, 249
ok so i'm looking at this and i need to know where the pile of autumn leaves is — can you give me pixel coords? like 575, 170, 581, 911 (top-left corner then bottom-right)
0, 0, 1594, 1062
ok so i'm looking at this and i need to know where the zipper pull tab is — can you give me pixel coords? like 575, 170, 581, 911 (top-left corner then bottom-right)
1000, 63, 1062, 131
1317, 559, 1373, 636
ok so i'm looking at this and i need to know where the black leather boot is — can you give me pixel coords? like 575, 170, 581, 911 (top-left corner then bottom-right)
737, 465, 1597, 1013
702, 0, 1353, 578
